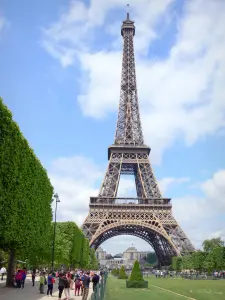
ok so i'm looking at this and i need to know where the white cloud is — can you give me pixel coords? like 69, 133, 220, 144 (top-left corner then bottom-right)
42, 0, 225, 164
49, 156, 102, 224
158, 177, 190, 195
172, 169, 225, 247
49, 155, 225, 252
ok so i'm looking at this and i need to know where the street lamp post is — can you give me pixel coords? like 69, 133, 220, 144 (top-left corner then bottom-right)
52, 193, 60, 272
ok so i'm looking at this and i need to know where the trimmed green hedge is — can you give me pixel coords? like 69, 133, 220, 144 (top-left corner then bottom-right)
118, 266, 128, 279
126, 280, 148, 288
0, 97, 53, 286
126, 260, 146, 288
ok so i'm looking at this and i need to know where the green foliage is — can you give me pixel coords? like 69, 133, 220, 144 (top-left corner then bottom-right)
0, 97, 53, 285
167, 265, 174, 271
111, 268, 120, 277
126, 280, 148, 288
49, 222, 90, 269
89, 248, 98, 270
192, 251, 206, 271
118, 266, 128, 279
202, 251, 215, 272
172, 238, 225, 273
182, 255, 194, 270
144, 252, 157, 265
202, 238, 224, 253
0, 250, 6, 264
213, 246, 225, 270
53, 222, 82, 267
129, 260, 144, 282
127, 260, 147, 289
172, 257, 183, 272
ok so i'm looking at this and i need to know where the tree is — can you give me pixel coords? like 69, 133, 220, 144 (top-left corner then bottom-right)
49, 222, 89, 269
129, 260, 144, 282
0, 250, 6, 264
172, 257, 177, 270
192, 251, 206, 271
144, 252, 157, 265
118, 265, 128, 279
127, 260, 148, 288
203, 251, 215, 273
80, 238, 90, 269
172, 256, 182, 272
212, 246, 225, 270
202, 238, 224, 253
89, 248, 98, 270
182, 255, 194, 270
0, 98, 53, 286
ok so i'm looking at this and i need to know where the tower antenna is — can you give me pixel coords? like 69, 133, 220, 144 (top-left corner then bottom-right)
126, 4, 130, 19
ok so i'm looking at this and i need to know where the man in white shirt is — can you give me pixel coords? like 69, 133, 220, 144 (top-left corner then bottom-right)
0, 267, 6, 281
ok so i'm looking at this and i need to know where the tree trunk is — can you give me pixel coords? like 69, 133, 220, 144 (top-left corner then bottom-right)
6, 248, 15, 287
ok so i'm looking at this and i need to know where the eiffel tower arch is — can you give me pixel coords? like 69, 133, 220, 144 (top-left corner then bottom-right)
82, 12, 195, 266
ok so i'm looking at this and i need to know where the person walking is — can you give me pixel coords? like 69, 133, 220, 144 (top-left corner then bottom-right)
32, 271, 35, 286
74, 275, 81, 296
0, 266, 6, 281
63, 274, 70, 300
21, 268, 27, 288
92, 272, 99, 292
58, 273, 65, 299
47, 272, 54, 296
82, 271, 90, 300
39, 272, 45, 294
80, 272, 84, 296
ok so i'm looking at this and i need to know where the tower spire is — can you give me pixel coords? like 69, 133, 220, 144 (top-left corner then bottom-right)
115, 10, 144, 146
126, 4, 130, 20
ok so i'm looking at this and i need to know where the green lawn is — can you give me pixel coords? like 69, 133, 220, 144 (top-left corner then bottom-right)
105, 275, 225, 300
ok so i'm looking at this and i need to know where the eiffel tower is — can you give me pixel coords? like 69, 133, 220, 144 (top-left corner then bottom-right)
82, 12, 195, 265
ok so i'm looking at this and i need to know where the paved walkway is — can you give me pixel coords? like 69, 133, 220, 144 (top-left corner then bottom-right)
0, 277, 93, 300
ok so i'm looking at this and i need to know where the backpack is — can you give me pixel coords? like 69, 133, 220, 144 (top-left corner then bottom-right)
44, 277, 47, 285
51, 277, 55, 284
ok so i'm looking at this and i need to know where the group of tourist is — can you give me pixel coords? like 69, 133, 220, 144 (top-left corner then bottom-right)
42, 269, 101, 300
14, 268, 27, 288
29, 269, 102, 300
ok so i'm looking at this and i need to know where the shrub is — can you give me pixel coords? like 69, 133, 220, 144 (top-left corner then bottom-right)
129, 260, 144, 281
118, 266, 128, 279
126, 280, 148, 288
126, 260, 148, 288
111, 268, 119, 277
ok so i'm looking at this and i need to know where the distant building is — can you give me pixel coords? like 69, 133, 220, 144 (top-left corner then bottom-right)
96, 245, 151, 269
96, 247, 106, 260
114, 253, 123, 258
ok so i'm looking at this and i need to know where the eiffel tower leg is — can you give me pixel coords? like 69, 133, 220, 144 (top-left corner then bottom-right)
164, 222, 195, 254
136, 157, 162, 199
98, 153, 122, 198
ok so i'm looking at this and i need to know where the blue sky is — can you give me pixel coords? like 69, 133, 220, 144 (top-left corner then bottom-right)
1, 0, 225, 254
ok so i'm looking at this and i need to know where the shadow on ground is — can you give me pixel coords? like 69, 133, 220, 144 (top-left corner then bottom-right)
0, 278, 58, 300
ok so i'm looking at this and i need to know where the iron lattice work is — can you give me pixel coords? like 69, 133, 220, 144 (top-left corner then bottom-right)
82, 13, 195, 266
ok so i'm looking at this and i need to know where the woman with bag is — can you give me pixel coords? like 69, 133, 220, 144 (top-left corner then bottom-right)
63, 274, 70, 300
74, 275, 81, 296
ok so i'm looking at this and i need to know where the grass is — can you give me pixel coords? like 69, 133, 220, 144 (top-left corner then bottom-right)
105, 275, 225, 300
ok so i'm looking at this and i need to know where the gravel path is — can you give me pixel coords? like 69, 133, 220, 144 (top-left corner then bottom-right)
0, 277, 93, 300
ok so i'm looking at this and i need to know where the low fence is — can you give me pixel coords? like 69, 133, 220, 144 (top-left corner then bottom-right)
91, 272, 108, 300
180, 274, 225, 280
